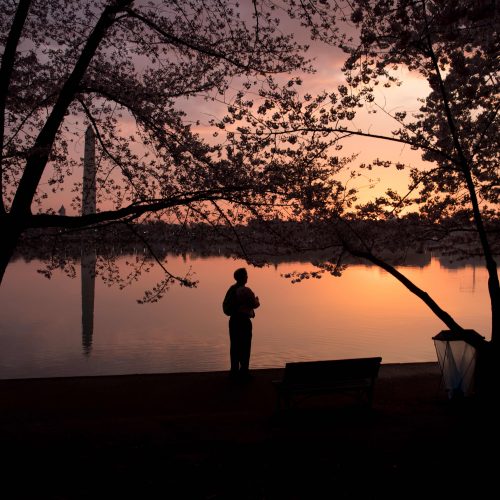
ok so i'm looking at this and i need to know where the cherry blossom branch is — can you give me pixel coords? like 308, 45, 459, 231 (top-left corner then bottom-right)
125, 221, 195, 288
421, 2, 500, 337
77, 98, 141, 197
124, 7, 254, 73
262, 126, 457, 164
210, 200, 251, 262
0, 0, 32, 215
472, 103, 500, 159
25, 187, 255, 229
11, 0, 134, 217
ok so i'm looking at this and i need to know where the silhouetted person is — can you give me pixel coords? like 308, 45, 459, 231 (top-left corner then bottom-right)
223, 268, 260, 380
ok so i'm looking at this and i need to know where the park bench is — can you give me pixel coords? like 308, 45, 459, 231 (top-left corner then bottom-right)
273, 357, 382, 411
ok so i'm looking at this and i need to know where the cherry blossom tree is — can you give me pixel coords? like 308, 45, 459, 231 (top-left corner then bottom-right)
0, 0, 309, 285
2, 0, 498, 351
217, 0, 500, 346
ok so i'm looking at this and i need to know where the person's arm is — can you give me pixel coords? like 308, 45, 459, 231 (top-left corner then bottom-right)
238, 287, 260, 309
250, 288, 260, 309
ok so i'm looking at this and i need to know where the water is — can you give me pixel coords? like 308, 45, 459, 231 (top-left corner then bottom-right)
0, 253, 491, 379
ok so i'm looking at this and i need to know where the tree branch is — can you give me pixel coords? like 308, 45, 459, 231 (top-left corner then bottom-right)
10, 0, 133, 217
23, 187, 254, 229
0, 0, 32, 216
347, 244, 465, 333
262, 126, 457, 164
77, 98, 141, 197
124, 7, 254, 72
210, 200, 251, 262
125, 221, 195, 288
422, 1, 500, 340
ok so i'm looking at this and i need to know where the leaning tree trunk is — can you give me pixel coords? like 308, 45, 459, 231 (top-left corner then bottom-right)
0, 2, 132, 285
0, 219, 22, 284
425, 30, 500, 346
0, 0, 32, 284
347, 247, 466, 333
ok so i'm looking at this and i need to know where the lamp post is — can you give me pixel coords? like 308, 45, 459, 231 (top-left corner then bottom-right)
432, 329, 487, 399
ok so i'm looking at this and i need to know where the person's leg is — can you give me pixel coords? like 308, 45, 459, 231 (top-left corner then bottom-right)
228, 317, 239, 376
239, 317, 253, 375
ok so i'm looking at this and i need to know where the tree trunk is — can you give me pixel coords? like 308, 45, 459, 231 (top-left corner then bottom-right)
0, 219, 22, 284
347, 246, 466, 333
426, 36, 500, 345
0, 0, 33, 216
489, 278, 500, 347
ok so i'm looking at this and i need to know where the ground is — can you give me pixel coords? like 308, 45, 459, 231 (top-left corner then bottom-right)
1, 364, 497, 499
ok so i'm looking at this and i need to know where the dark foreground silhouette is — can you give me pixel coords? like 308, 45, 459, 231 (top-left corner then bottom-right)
1, 364, 498, 499
224, 267, 260, 380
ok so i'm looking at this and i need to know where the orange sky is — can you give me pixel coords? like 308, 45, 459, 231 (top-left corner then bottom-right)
40, 14, 434, 216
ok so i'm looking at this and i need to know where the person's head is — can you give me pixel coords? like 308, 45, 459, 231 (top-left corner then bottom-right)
234, 267, 248, 285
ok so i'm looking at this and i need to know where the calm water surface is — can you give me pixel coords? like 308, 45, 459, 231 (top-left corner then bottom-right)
0, 254, 491, 379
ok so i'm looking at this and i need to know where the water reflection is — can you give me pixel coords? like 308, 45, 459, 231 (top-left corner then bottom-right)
81, 248, 96, 356
0, 253, 491, 379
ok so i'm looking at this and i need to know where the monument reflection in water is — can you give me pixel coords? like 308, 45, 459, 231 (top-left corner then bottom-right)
0, 250, 491, 379
81, 124, 97, 356
81, 249, 96, 356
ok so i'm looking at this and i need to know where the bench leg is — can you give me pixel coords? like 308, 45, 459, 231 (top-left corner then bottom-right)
367, 386, 375, 408
275, 391, 292, 413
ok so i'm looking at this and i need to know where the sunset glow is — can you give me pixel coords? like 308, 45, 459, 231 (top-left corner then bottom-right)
2, 1, 498, 377
0, 253, 490, 379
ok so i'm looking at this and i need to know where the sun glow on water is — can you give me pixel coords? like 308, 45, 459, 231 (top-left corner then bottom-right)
0, 253, 490, 379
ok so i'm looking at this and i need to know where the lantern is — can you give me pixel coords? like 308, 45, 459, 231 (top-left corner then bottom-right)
432, 329, 486, 399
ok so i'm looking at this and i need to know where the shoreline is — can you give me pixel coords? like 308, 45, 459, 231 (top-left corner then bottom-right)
0, 360, 440, 383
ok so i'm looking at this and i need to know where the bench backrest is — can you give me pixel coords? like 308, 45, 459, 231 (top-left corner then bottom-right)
283, 357, 382, 385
